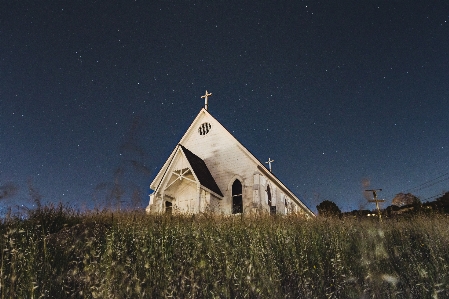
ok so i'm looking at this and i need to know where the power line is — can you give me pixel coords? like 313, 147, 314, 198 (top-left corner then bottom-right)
383, 172, 449, 201
404, 172, 449, 193
412, 177, 449, 193
423, 192, 447, 202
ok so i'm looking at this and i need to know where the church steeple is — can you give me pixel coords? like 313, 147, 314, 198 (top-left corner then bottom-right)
201, 90, 212, 110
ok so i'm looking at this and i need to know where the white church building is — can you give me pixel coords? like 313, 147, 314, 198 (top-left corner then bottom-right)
146, 92, 315, 218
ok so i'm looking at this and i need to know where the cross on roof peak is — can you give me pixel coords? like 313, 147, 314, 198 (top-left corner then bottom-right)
201, 90, 212, 110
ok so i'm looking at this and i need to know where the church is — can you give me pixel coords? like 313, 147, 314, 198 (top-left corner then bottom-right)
145, 91, 315, 218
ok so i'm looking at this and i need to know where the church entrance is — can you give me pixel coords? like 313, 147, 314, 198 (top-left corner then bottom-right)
232, 179, 243, 214
165, 201, 173, 214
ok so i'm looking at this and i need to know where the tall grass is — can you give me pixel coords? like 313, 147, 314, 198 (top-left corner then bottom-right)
1, 207, 449, 298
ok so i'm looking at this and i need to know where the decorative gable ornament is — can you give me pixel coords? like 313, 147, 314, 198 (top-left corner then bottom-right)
198, 122, 211, 135
146, 93, 314, 218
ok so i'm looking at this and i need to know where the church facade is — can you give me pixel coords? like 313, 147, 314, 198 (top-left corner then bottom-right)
146, 95, 314, 218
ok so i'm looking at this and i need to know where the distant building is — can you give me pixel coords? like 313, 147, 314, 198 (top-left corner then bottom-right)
146, 93, 314, 217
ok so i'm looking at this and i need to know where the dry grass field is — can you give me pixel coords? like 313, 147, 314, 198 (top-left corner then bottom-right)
1, 205, 449, 298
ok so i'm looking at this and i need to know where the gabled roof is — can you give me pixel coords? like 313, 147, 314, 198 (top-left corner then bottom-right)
179, 145, 223, 197
150, 108, 214, 190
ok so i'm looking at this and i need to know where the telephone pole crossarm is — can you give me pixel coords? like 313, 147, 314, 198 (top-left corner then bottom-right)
365, 189, 385, 220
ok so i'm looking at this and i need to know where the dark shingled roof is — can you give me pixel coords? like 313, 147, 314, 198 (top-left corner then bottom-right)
179, 145, 223, 197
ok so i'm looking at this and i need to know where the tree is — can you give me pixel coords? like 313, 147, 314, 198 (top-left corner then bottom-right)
391, 193, 420, 207
0, 182, 18, 200
437, 192, 449, 202
94, 116, 151, 210
316, 200, 341, 217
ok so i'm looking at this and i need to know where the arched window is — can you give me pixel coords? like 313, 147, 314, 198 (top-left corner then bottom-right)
284, 196, 288, 214
267, 185, 272, 206
165, 201, 172, 214
267, 185, 276, 215
232, 179, 243, 214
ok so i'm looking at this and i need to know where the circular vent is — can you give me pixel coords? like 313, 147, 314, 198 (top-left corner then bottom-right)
198, 122, 211, 135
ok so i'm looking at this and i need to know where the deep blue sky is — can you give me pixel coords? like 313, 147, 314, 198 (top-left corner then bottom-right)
1, 1, 449, 213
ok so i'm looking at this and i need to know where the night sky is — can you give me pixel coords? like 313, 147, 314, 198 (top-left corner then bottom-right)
1, 1, 449, 213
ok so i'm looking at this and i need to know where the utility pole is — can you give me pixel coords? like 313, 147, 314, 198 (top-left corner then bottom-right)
366, 189, 385, 221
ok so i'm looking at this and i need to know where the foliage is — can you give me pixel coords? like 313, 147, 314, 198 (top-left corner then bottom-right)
438, 192, 449, 202
0, 183, 18, 200
316, 200, 342, 217
391, 192, 421, 207
93, 116, 151, 210
1, 207, 449, 298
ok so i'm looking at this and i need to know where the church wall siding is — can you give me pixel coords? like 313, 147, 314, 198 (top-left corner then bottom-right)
253, 173, 261, 206
208, 193, 221, 213
168, 181, 197, 213
181, 114, 260, 214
